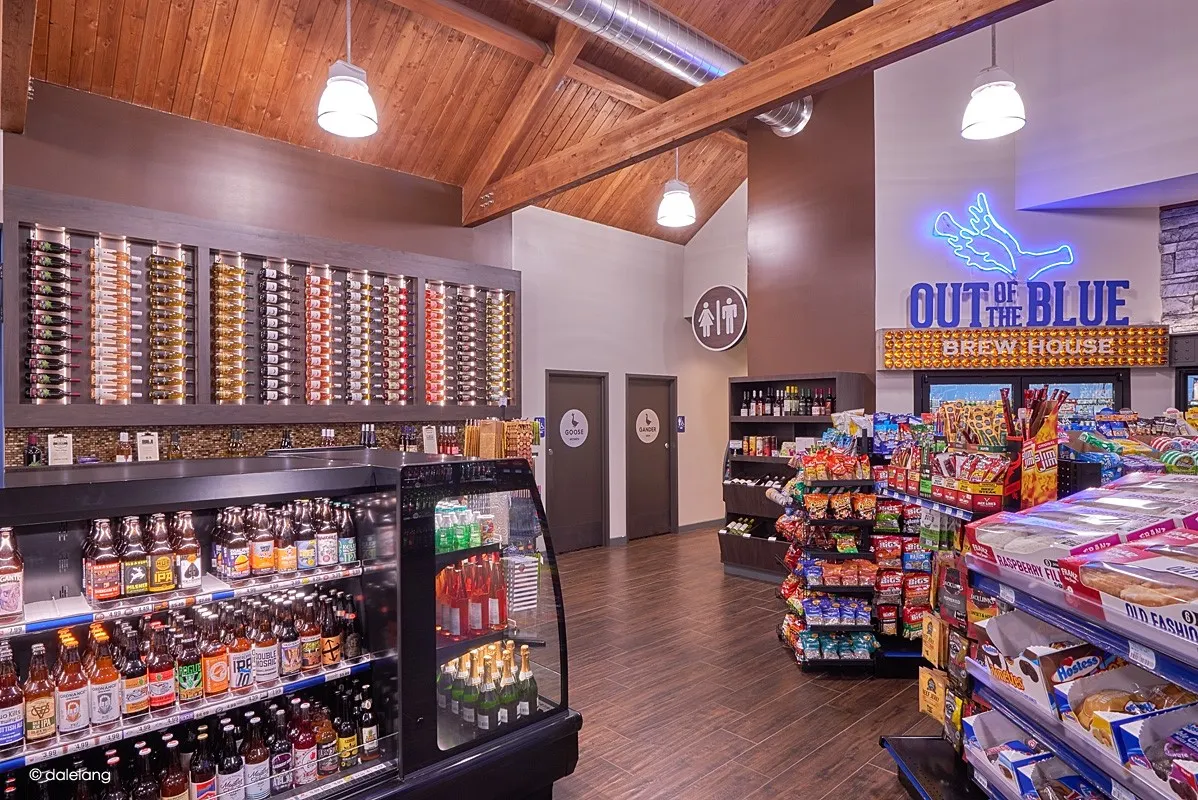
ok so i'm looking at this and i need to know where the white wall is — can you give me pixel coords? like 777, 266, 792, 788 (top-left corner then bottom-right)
875, 23, 1166, 414
682, 181, 748, 317
1012, 0, 1198, 210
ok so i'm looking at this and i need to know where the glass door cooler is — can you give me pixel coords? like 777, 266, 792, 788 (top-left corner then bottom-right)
0, 454, 579, 800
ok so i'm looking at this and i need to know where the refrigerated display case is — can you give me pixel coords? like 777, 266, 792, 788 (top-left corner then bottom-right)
916, 370, 1128, 417
0, 454, 578, 800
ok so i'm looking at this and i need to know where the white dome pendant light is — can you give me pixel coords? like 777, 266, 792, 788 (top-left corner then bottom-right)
961, 25, 1026, 141
657, 149, 696, 228
317, 0, 378, 138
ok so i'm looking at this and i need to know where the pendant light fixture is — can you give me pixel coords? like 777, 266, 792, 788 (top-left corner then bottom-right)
317, 0, 378, 138
960, 25, 1026, 141
657, 149, 696, 228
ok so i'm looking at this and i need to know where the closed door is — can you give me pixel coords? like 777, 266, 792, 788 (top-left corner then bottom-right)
546, 371, 608, 552
626, 375, 676, 540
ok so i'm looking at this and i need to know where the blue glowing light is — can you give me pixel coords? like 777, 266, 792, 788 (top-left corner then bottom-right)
933, 193, 1075, 280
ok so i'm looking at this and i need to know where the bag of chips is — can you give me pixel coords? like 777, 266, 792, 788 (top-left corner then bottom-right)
804, 492, 830, 519
872, 535, 903, 569
852, 493, 877, 519
831, 493, 854, 519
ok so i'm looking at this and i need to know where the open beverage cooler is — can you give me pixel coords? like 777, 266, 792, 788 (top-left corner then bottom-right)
0, 453, 578, 800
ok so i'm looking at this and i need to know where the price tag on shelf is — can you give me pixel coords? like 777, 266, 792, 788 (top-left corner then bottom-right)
1110, 782, 1135, 800
768, 536, 777, 542
975, 773, 989, 792
1126, 641, 1157, 671
998, 585, 1016, 604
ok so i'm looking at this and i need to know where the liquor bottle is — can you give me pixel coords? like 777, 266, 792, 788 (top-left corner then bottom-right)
22, 435, 44, 468
517, 645, 538, 720
121, 633, 149, 718
294, 501, 317, 571
335, 692, 359, 769
174, 512, 201, 590
497, 654, 518, 728
336, 503, 357, 564
476, 654, 499, 735
147, 514, 176, 593
132, 747, 158, 800
358, 684, 379, 761
277, 602, 300, 677
489, 555, 507, 632
315, 500, 338, 567
147, 629, 176, 711
200, 619, 229, 697
23, 643, 55, 742
228, 615, 253, 693
739, 393, 748, 417
166, 432, 184, 460
0, 644, 23, 747
290, 702, 317, 786
251, 611, 279, 685
319, 600, 342, 666
827, 387, 836, 413
29, 326, 80, 342
241, 716, 270, 800
279, 429, 294, 449
120, 516, 149, 597
217, 724, 245, 800
224, 509, 250, 580
56, 641, 90, 734
89, 636, 121, 727
100, 756, 126, 800
467, 561, 487, 636
269, 709, 292, 794
0, 528, 23, 620
341, 605, 361, 660
160, 739, 187, 800
312, 703, 338, 778
175, 635, 202, 705
460, 656, 480, 737
89, 519, 122, 603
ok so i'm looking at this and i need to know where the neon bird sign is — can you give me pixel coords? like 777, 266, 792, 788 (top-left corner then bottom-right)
932, 192, 1075, 280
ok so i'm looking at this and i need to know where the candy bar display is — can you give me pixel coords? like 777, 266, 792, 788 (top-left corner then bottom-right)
380, 277, 412, 405
90, 241, 142, 404
25, 229, 83, 403
305, 268, 335, 405
259, 260, 299, 404
212, 254, 249, 405
425, 282, 448, 404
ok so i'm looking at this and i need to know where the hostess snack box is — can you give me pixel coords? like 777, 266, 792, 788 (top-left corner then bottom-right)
1116, 706, 1198, 800
1059, 530, 1198, 655
1014, 759, 1102, 800
962, 711, 1053, 793
973, 610, 1122, 712
966, 510, 1169, 588
1053, 664, 1198, 755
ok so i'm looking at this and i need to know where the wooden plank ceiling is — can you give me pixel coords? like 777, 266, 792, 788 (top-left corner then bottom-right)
27, 0, 834, 244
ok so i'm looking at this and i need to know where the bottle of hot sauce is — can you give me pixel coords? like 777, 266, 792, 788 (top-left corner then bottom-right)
23, 643, 55, 742
0, 643, 24, 747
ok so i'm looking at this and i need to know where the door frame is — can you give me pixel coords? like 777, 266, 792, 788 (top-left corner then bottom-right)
545, 369, 611, 548
625, 373, 679, 538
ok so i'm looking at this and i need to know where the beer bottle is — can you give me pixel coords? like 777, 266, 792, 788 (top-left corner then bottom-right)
312, 703, 338, 778
251, 611, 279, 686
248, 505, 275, 578
0, 528, 23, 619
294, 501, 317, 571
100, 756, 126, 800
147, 513, 176, 593
132, 747, 157, 800
189, 731, 216, 800
146, 629, 176, 711
319, 601, 342, 666
200, 618, 229, 697
23, 643, 55, 741
89, 635, 121, 727
0, 643, 23, 747
223, 508, 250, 580
56, 642, 90, 734
119, 516, 149, 597
241, 716, 270, 800
174, 512, 202, 591
336, 692, 359, 769
273, 509, 297, 576
268, 708, 292, 794
121, 633, 148, 718
358, 683, 379, 761
216, 724, 244, 800
290, 702, 317, 786
159, 739, 187, 800
174, 635, 203, 704
90, 520, 122, 603
299, 602, 321, 672
277, 601, 301, 677
314, 500, 338, 567
228, 614, 254, 693
336, 503, 357, 564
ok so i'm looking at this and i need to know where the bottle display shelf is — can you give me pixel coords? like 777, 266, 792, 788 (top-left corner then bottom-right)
730, 415, 833, 424
968, 557, 1198, 696
0, 652, 388, 775
969, 660, 1169, 800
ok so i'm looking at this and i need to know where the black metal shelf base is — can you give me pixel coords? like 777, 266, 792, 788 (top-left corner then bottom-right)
880, 736, 985, 800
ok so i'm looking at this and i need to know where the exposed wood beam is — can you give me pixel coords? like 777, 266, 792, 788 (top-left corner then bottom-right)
461, 19, 588, 214
466, 0, 1054, 226
386, 0, 746, 150
1, 0, 37, 133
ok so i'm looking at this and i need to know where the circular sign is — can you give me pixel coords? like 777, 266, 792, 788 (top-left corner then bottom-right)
559, 409, 589, 448
692, 285, 747, 351
636, 409, 660, 444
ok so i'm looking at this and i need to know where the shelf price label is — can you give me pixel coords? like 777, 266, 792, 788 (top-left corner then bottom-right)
1126, 641, 1157, 671
998, 585, 1016, 605
1110, 783, 1135, 800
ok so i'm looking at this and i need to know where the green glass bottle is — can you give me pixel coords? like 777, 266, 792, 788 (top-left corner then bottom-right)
497, 653, 518, 728
460, 654, 481, 739
437, 659, 456, 723
517, 645, 538, 720
476, 655, 498, 735
449, 655, 468, 729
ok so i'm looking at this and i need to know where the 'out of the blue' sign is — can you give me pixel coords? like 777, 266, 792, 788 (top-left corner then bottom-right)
908, 280, 1130, 329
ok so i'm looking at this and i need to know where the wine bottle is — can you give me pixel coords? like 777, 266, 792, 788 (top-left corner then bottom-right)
29, 343, 79, 356
29, 268, 80, 283
29, 240, 80, 255
26, 386, 80, 399
28, 254, 76, 268
28, 297, 80, 313
30, 284, 79, 299
30, 329, 81, 342
28, 356, 71, 371
27, 373, 80, 386
32, 312, 81, 327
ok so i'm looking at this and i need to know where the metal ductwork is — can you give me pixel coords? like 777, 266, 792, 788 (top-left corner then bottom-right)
525, 0, 813, 136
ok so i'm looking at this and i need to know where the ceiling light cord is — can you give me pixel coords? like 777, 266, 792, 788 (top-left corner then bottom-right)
345, 0, 353, 65
990, 25, 996, 70
674, 148, 679, 180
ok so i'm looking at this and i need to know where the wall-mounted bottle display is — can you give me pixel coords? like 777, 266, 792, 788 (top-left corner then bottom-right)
259, 260, 300, 405
485, 290, 512, 405
147, 248, 193, 405
90, 238, 143, 405
306, 269, 335, 405
454, 287, 481, 405
25, 228, 82, 403
212, 254, 249, 405
425, 283, 448, 405
344, 273, 373, 404
381, 278, 412, 405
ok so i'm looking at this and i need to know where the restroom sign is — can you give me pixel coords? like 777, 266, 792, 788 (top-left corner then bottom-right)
636, 409, 660, 444
692, 285, 747, 351
559, 409, 589, 448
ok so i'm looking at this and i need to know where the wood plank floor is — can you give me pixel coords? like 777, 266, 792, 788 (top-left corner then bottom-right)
551, 527, 941, 800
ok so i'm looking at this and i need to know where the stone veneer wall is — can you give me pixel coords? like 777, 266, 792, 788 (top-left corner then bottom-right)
1161, 203, 1198, 332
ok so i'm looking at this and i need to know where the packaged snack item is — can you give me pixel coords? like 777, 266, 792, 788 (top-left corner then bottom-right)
919, 667, 948, 722
831, 493, 854, 519
799, 631, 822, 661
903, 504, 922, 536
876, 499, 904, 532
903, 605, 929, 639
876, 570, 903, 604
833, 531, 859, 554
946, 629, 970, 693
902, 537, 932, 572
821, 562, 842, 586
838, 560, 859, 586
820, 634, 840, 660
878, 605, 899, 636
903, 572, 932, 606
1122, 714, 1198, 800
852, 493, 877, 519
850, 632, 876, 659
856, 561, 879, 587
804, 492, 830, 519
873, 535, 903, 569
803, 561, 824, 586
922, 613, 948, 667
